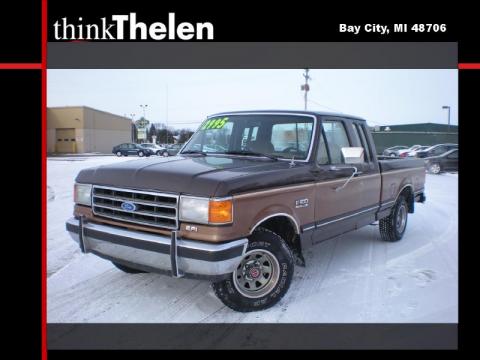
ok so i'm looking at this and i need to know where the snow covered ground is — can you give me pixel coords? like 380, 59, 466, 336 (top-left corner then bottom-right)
47, 156, 458, 323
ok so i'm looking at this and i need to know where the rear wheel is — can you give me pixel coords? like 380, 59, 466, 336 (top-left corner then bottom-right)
212, 228, 294, 312
428, 163, 441, 174
380, 196, 408, 242
112, 261, 147, 274
162, 151, 169, 157
138, 151, 145, 157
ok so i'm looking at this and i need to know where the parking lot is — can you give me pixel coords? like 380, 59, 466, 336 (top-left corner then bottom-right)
47, 155, 458, 323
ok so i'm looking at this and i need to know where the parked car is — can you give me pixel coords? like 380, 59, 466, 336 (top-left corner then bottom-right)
383, 145, 408, 157
68, 110, 426, 312
396, 145, 422, 158
425, 149, 458, 174
415, 143, 458, 158
165, 143, 183, 156
407, 145, 430, 157
112, 143, 154, 157
139, 143, 169, 157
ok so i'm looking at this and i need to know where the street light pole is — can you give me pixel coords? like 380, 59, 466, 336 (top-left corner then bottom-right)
130, 113, 136, 142
140, 104, 148, 119
442, 106, 451, 134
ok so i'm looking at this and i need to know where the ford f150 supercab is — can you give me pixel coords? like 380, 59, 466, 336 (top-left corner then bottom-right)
66, 110, 426, 312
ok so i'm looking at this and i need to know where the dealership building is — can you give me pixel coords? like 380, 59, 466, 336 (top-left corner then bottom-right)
371, 123, 458, 154
47, 106, 132, 154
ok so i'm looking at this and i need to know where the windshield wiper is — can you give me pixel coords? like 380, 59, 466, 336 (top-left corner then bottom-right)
222, 150, 278, 161
181, 150, 207, 156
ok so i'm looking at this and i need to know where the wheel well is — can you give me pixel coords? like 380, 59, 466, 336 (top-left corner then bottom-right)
253, 216, 300, 254
400, 186, 414, 213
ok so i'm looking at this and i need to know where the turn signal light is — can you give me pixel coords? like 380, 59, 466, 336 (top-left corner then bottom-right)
209, 199, 233, 224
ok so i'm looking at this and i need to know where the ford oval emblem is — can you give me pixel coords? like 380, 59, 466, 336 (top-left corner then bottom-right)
121, 201, 136, 212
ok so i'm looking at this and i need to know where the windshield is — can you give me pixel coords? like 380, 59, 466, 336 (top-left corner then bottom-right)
181, 114, 315, 160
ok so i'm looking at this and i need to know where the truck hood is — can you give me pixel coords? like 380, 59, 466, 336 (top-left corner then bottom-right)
76, 155, 315, 197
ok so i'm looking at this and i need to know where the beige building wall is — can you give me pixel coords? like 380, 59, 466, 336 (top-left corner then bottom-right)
48, 106, 132, 154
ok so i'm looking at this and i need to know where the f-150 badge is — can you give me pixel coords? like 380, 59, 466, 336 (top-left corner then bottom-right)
295, 198, 309, 208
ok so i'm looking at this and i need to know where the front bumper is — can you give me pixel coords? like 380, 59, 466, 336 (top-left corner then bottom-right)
66, 217, 248, 280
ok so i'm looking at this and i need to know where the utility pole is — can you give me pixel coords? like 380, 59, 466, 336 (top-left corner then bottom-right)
130, 113, 136, 142
301, 69, 311, 111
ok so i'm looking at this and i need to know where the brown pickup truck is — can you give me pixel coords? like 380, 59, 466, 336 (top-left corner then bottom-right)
66, 111, 426, 312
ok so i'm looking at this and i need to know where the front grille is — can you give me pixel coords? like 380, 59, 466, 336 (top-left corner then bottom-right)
92, 186, 179, 230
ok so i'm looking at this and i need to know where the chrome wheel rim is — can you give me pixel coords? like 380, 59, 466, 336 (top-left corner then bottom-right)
233, 249, 280, 298
396, 204, 407, 233
430, 163, 440, 174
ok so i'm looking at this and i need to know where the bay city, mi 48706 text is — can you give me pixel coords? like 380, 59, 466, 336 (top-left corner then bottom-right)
339, 23, 447, 35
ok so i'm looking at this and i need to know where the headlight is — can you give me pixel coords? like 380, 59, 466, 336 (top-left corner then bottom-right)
180, 196, 233, 224
74, 183, 92, 206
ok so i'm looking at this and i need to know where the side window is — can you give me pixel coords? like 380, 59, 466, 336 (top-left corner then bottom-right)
447, 151, 458, 159
322, 120, 350, 164
316, 130, 329, 165
432, 146, 446, 155
241, 126, 259, 149
350, 124, 362, 147
355, 124, 371, 162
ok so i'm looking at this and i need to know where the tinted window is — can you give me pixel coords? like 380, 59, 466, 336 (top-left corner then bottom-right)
316, 130, 329, 165
447, 150, 458, 159
322, 120, 350, 164
350, 124, 362, 147
356, 124, 372, 162
431, 146, 447, 155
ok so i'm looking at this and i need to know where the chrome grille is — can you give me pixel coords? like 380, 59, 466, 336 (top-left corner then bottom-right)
92, 186, 178, 229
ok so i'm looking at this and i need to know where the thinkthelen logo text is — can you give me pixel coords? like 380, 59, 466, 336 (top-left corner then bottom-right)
53, 13, 214, 40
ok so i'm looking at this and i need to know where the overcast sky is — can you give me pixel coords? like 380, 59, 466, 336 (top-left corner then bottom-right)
47, 69, 458, 130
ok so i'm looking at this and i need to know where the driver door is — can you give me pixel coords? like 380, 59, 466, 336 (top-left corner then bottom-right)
312, 118, 378, 243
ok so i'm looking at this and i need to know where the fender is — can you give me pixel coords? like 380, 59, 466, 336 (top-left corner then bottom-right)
250, 205, 301, 235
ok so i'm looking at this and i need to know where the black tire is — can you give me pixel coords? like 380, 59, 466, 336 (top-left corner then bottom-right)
112, 261, 147, 274
156, 151, 161, 156
211, 228, 294, 312
138, 151, 145, 157
379, 196, 408, 242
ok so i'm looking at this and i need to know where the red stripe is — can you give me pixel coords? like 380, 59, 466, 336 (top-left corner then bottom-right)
0, 63, 42, 69
458, 63, 480, 70
41, 0, 47, 359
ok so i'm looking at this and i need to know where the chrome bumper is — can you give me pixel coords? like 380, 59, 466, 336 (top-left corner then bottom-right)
66, 217, 248, 279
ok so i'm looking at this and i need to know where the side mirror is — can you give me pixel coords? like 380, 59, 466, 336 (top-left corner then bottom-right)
341, 147, 365, 164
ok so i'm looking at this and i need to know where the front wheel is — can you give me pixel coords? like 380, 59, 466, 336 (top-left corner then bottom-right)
212, 228, 294, 312
138, 151, 145, 157
162, 151, 169, 157
380, 196, 408, 242
115, 151, 122, 157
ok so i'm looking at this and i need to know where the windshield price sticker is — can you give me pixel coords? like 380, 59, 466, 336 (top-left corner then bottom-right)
201, 117, 229, 130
